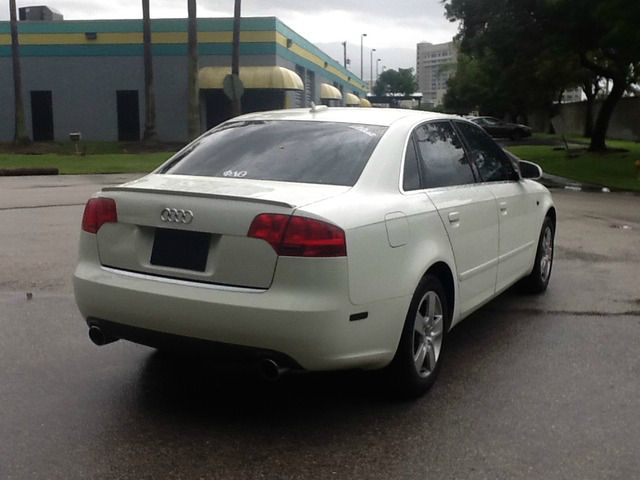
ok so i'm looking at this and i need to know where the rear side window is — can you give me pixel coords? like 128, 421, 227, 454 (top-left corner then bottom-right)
413, 121, 475, 188
455, 121, 518, 182
402, 139, 421, 191
160, 120, 387, 187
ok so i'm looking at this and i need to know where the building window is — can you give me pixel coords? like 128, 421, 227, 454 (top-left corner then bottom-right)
116, 90, 140, 141
30, 91, 54, 141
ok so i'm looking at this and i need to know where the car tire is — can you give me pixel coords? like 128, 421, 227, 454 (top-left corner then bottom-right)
520, 216, 555, 293
385, 274, 450, 398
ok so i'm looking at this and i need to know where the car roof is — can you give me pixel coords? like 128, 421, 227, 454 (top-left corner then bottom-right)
233, 107, 459, 127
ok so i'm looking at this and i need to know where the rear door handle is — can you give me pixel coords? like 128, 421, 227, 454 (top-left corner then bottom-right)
499, 201, 508, 214
448, 211, 460, 223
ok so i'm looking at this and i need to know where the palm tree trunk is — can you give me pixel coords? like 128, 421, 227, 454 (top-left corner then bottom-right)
9, 0, 30, 145
230, 0, 242, 117
187, 0, 200, 140
142, 0, 157, 142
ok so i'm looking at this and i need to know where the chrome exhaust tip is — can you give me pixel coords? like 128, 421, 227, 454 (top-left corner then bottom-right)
258, 358, 288, 381
88, 325, 118, 346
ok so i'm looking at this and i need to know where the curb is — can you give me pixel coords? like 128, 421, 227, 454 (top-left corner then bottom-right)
0, 168, 59, 176
539, 174, 614, 193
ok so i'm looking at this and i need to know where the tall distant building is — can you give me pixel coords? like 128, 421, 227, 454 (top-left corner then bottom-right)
416, 41, 457, 107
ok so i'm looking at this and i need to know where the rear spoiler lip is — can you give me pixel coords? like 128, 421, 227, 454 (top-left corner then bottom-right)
100, 186, 296, 209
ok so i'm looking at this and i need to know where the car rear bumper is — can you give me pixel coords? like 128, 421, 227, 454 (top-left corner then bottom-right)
86, 316, 304, 369
73, 233, 407, 371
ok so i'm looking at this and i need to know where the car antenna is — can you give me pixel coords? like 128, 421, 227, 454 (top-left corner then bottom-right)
309, 102, 328, 114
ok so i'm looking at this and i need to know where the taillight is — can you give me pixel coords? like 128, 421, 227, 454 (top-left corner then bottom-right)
248, 214, 346, 257
81, 197, 117, 234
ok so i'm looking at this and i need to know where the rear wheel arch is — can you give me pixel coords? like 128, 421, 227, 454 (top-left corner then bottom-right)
423, 261, 455, 328
546, 207, 556, 227
385, 264, 455, 397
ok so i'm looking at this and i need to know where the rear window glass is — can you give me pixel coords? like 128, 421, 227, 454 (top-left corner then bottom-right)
160, 120, 387, 186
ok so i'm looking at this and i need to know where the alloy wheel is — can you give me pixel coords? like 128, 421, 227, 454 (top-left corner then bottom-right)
540, 226, 553, 283
412, 291, 444, 378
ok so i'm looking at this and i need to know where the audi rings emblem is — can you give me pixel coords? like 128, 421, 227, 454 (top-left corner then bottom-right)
160, 208, 194, 224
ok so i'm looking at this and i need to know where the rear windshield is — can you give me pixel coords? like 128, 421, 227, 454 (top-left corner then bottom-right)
159, 120, 387, 186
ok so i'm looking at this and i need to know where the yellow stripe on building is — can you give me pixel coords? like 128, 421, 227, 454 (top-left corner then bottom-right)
275, 32, 365, 90
17, 32, 141, 45
0, 28, 363, 90
1, 30, 277, 46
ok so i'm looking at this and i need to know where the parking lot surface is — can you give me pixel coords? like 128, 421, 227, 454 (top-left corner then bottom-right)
1, 174, 639, 479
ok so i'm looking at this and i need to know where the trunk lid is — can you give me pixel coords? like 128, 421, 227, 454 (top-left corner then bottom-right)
95, 174, 350, 289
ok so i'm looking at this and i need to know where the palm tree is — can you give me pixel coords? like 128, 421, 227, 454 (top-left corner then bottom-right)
142, 0, 157, 142
187, 0, 200, 140
230, 0, 242, 117
9, 0, 29, 144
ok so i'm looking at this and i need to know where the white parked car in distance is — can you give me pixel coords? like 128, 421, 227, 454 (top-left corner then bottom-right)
74, 107, 555, 397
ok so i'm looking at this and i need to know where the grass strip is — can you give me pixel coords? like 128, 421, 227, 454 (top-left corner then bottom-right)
0, 152, 173, 175
507, 139, 640, 192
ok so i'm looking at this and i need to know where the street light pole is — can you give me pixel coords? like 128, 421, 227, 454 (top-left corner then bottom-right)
370, 48, 376, 92
360, 33, 367, 80
376, 58, 381, 79
341, 41, 347, 68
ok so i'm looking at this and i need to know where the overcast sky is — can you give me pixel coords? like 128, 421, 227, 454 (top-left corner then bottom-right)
3, 1, 459, 80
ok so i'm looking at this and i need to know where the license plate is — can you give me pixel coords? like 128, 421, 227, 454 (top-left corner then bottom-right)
150, 228, 210, 272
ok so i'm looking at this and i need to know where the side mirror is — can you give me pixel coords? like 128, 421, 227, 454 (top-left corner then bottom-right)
519, 160, 543, 180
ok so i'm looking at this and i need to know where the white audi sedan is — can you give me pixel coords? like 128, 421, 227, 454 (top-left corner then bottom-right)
74, 107, 555, 396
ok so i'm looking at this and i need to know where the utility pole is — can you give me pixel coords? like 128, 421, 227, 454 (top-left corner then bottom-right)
341, 41, 347, 69
360, 33, 367, 80
370, 48, 376, 92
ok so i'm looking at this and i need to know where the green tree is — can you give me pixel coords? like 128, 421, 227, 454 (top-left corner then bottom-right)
444, 53, 501, 114
444, 0, 581, 121
444, 0, 640, 151
546, 0, 640, 150
9, 0, 29, 144
373, 68, 417, 96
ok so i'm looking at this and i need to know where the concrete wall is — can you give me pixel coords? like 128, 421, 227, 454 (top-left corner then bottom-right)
0, 52, 299, 143
531, 97, 640, 141
1, 56, 190, 143
30, 57, 143, 143
1, 50, 361, 142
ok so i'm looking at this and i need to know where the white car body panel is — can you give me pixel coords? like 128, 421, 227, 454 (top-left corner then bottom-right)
487, 181, 538, 293
75, 234, 407, 370
106, 173, 352, 209
426, 184, 500, 317
73, 108, 554, 372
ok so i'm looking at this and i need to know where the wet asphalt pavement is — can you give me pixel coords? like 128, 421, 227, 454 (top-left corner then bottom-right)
1, 175, 639, 479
